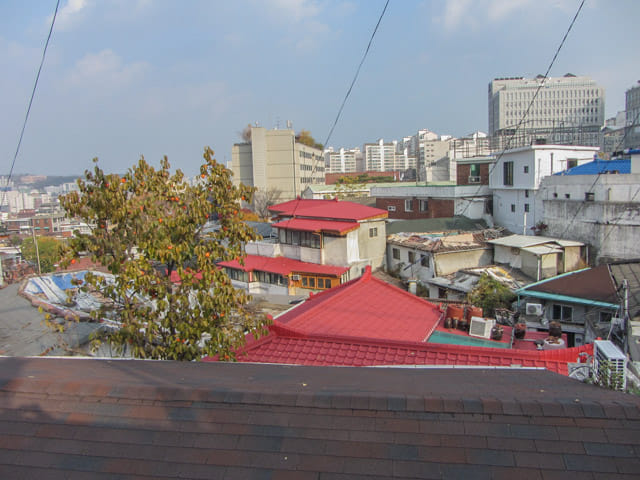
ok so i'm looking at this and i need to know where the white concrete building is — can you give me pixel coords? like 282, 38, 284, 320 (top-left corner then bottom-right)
488, 74, 605, 135
539, 165, 640, 263
325, 147, 362, 174
489, 145, 599, 234
363, 139, 416, 172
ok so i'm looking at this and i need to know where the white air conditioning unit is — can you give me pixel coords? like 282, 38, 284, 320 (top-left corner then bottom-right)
593, 340, 627, 391
468, 176, 481, 183
526, 303, 543, 316
291, 274, 301, 281
387, 206, 396, 212
469, 316, 495, 339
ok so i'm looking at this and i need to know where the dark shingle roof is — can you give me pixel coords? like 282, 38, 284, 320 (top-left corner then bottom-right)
1, 357, 639, 478
523, 264, 619, 304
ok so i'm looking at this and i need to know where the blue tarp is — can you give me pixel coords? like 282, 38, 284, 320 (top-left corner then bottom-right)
554, 159, 630, 176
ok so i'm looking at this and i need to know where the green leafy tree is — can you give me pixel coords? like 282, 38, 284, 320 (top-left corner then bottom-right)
59, 147, 268, 360
335, 176, 365, 200
21, 236, 61, 273
467, 274, 516, 317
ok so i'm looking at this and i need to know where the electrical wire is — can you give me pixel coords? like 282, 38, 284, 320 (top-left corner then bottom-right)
452, 0, 586, 229
2, 0, 61, 210
322, 0, 390, 149
289, 0, 390, 218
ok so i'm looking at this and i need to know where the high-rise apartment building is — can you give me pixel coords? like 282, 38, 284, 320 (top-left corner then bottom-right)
363, 139, 415, 172
625, 81, 640, 149
231, 127, 325, 201
488, 75, 605, 149
325, 147, 362, 174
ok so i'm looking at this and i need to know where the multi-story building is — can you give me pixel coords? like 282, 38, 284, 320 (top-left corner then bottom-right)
325, 147, 362, 174
222, 199, 388, 295
231, 126, 325, 201
488, 74, 605, 149
489, 144, 599, 235
363, 139, 416, 173
625, 81, 640, 149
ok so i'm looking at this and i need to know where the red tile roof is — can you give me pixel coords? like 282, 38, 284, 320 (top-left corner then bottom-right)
272, 218, 359, 235
269, 198, 388, 221
275, 267, 442, 342
218, 254, 348, 276
233, 323, 593, 376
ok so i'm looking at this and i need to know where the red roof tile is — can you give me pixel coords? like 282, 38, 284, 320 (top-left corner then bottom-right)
218, 254, 348, 276
272, 218, 359, 234
269, 198, 388, 221
275, 267, 442, 342
231, 324, 593, 376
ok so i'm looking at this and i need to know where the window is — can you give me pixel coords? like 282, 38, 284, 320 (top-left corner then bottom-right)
567, 159, 578, 169
511, 204, 516, 213
585, 192, 594, 201
524, 203, 530, 212
503, 161, 514, 186
408, 251, 415, 264
565, 193, 571, 199
317, 278, 324, 289
524, 165, 529, 173
392, 248, 400, 260
404, 199, 413, 212
420, 255, 429, 267
525, 190, 529, 198
553, 192, 558, 198
369, 227, 378, 237
552, 304, 573, 322
419, 199, 428, 212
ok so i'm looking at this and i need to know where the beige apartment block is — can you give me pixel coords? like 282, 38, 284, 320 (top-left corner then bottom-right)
231, 127, 325, 201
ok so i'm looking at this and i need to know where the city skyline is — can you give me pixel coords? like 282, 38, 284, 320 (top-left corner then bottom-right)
1, 0, 640, 176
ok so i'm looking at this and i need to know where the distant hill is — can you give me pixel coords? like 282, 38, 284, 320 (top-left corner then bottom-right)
15, 175, 81, 190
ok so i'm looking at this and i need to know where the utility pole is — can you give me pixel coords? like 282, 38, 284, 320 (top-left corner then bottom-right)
32, 225, 41, 275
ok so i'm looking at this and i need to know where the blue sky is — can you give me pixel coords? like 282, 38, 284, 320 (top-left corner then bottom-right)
1, 0, 639, 176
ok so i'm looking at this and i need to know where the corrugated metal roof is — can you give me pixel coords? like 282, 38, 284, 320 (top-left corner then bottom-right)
488, 234, 583, 248
269, 198, 387, 221
554, 158, 630, 176
521, 244, 563, 255
218, 254, 348, 276
272, 218, 360, 234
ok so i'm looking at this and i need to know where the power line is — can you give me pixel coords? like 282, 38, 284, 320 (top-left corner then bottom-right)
289, 0, 389, 219
2, 0, 60, 208
452, 0, 586, 230
322, 0, 390, 149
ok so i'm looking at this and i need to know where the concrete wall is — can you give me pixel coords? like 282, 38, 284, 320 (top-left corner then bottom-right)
323, 235, 350, 266
433, 248, 493, 276
493, 244, 522, 269
543, 199, 640, 262
386, 244, 435, 282
356, 219, 386, 270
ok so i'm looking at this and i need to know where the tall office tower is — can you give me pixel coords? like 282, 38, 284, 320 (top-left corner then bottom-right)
625, 81, 640, 149
231, 126, 325, 201
488, 74, 605, 149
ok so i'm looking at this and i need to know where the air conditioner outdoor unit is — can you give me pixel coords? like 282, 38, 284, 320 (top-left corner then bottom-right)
469, 316, 495, 339
593, 340, 627, 391
388, 206, 396, 212
526, 303, 543, 316
468, 176, 481, 184
291, 274, 301, 281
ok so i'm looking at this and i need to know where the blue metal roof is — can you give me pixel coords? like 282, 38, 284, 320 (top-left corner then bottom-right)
554, 158, 630, 176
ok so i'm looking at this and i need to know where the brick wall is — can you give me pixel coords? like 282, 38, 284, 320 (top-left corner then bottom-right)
375, 197, 454, 219
456, 163, 490, 185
